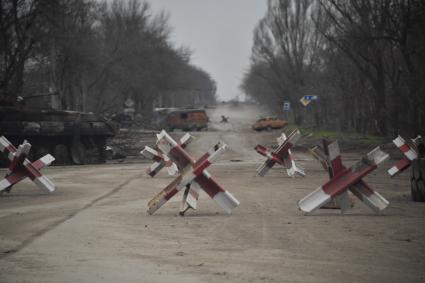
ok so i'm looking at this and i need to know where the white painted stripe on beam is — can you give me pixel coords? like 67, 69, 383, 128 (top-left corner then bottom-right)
365, 191, 389, 212
202, 170, 212, 179
7, 144, 29, 175
177, 171, 198, 192
165, 163, 178, 176
179, 133, 193, 145
392, 135, 417, 161
286, 166, 296, 177
0, 179, 11, 191
350, 184, 389, 213
213, 191, 240, 214
156, 132, 179, 156
39, 154, 55, 166
0, 136, 9, 151
387, 166, 398, 176
327, 141, 340, 161
288, 163, 305, 177
276, 133, 287, 146
404, 149, 417, 161
298, 187, 331, 213
206, 142, 227, 164
140, 146, 160, 159
367, 147, 389, 165
393, 135, 405, 147
185, 190, 198, 210
33, 176, 55, 193
159, 130, 178, 147
148, 197, 168, 215
288, 129, 301, 144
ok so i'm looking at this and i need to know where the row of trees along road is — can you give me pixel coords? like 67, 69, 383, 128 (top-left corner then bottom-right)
241, 0, 425, 136
0, 0, 217, 118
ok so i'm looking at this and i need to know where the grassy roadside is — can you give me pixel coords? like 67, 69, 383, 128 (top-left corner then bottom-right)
285, 125, 391, 150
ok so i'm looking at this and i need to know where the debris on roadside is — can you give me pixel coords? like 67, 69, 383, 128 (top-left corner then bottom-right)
105, 146, 127, 160
107, 128, 158, 162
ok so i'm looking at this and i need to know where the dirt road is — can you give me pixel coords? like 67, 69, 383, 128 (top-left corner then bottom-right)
0, 104, 424, 282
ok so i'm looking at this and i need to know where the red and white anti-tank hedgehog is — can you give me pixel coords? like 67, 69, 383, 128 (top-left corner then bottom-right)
254, 129, 305, 177
147, 130, 239, 215
299, 140, 389, 214
141, 132, 199, 214
0, 136, 56, 194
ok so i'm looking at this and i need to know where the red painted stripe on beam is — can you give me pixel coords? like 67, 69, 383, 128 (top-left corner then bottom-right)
194, 174, 224, 198
194, 151, 211, 168
399, 144, 410, 153
193, 159, 211, 176
330, 156, 344, 176
169, 145, 192, 168
5, 170, 27, 185
152, 155, 163, 162
160, 175, 183, 201
164, 187, 179, 201
147, 165, 161, 177
31, 159, 48, 170
355, 179, 374, 197
274, 142, 293, 158
255, 145, 269, 157
23, 162, 43, 180
146, 168, 154, 176
322, 164, 377, 197
271, 153, 284, 165
8, 153, 27, 173
6, 144, 17, 153
394, 158, 411, 172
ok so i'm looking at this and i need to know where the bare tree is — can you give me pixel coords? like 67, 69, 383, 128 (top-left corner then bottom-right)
0, 0, 41, 96
1, 0, 217, 119
243, 0, 328, 123
243, 0, 425, 136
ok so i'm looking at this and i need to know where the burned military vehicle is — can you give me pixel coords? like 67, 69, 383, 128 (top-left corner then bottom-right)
0, 95, 117, 165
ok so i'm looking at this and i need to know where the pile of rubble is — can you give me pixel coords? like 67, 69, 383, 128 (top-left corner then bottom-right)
106, 128, 158, 161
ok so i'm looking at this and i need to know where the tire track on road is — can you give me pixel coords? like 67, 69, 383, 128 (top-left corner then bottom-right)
0, 172, 143, 259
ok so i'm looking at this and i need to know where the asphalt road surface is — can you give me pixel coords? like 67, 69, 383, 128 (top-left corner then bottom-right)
0, 103, 424, 282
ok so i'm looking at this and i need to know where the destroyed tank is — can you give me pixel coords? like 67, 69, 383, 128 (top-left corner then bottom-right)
0, 95, 118, 165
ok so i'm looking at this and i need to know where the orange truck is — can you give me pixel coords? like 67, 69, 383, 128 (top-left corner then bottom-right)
165, 109, 209, 131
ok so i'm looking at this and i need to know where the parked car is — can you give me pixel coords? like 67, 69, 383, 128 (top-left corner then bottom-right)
252, 117, 288, 131
165, 109, 209, 131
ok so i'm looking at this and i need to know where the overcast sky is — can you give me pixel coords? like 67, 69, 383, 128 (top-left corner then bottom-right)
149, 0, 267, 101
